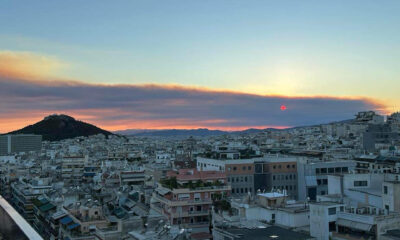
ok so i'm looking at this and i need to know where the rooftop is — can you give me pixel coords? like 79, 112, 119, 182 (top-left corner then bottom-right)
215, 225, 312, 240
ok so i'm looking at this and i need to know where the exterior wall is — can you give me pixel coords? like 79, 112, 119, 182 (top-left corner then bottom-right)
226, 162, 254, 195
298, 160, 356, 201
245, 206, 309, 228
327, 175, 342, 195
309, 203, 344, 240
382, 182, 400, 212
0, 135, 42, 155
255, 160, 298, 199
196, 157, 225, 171
376, 215, 400, 240
0, 136, 8, 156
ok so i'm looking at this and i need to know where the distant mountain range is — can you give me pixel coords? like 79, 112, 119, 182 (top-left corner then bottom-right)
5, 113, 356, 140
7, 114, 112, 141
114, 127, 281, 137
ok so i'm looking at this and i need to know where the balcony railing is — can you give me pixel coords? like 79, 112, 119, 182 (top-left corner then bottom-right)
152, 194, 212, 206
0, 195, 43, 240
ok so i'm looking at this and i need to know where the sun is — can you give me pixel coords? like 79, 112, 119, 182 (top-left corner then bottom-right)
280, 105, 287, 111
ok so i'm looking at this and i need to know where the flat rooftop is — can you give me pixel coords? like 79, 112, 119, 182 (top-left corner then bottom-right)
217, 225, 312, 240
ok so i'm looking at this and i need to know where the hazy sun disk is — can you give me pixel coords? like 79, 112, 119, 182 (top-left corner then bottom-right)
280, 105, 287, 111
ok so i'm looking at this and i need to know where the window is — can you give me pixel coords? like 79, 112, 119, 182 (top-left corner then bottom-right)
244, 177, 248, 181
232, 178, 235, 183
384, 186, 388, 194
335, 167, 341, 173
322, 179, 328, 185
328, 168, 334, 173
248, 166, 252, 170
242, 166, 246, 170
273, 175, 276, 180
233, 167, 237, 171
342, 167, 348, 172
278, 165, 282, 169
227, 177, 230, 182
354, 181, 367, 187
228, 167, 231, 171
273, 165, 276, 169
292, 164, 295, 168
340, 206, 344, 212
316, 168, 320, 174
287, 164, 290, 169
285, 175, 288, 180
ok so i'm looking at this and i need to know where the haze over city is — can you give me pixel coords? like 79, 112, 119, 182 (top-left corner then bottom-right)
3, 2, 400, 240
1, 0, 400, 133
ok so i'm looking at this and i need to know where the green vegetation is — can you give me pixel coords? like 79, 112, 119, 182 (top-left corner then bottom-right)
160, 177, 178, 189
160, 178, 224, 190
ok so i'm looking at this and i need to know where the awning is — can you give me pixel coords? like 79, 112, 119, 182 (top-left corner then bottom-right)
156, 187, 171, 195
67, 223, 80, 230
305, 176, 317, 187
336, 219, 373, 232
39, 203, 56, 212
60, 216, 73, 225
84, 172, 96, 177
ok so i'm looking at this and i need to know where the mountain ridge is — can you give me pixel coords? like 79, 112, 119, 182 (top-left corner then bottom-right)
6, 114, 113, 141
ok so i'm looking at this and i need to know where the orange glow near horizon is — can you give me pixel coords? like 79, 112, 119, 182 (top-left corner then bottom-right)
0, 112, 291, 134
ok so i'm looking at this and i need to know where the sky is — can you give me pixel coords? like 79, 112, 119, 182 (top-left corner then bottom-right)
0, 0, 399, 132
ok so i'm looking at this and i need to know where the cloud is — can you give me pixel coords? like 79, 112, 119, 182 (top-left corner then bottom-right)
0, 76, 386, 133
0, 50, 67, 80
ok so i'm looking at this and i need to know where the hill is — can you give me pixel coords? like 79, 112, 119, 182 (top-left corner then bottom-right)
7, 114, 112, 141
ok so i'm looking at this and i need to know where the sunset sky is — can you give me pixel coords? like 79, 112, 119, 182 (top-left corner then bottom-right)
1, 1, 399, 133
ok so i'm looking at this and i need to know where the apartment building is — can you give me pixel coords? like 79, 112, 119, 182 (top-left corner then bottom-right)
254, 156, 298, 199
198, 155, 300, 199
32, 196, 58, 239
0, 134, 42, 156
297, 159, 356, 201
151, 168, 230, 229
10, 178, 52, 223
61, 156, 87, 185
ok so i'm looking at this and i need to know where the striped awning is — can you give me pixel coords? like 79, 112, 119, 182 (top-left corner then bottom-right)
336, 219, 373, 232
60, 216, 73, 225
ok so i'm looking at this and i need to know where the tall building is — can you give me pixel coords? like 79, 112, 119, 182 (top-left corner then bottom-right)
151, 168, 230, 229
0, 134, 42, 155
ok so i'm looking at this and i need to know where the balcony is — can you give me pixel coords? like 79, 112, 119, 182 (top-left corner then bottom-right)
0, 195, 43, 240
171, 210, 210, 218
152, 193, 212, 207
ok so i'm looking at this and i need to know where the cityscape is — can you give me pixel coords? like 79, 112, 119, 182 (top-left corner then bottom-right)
1, 1, 400, 240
